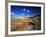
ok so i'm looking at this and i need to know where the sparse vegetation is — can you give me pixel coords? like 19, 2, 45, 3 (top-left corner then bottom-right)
11, 15, 41, 31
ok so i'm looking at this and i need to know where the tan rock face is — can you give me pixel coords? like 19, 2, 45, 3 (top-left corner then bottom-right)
11, 18, 36, 31
11, 21, 35, 31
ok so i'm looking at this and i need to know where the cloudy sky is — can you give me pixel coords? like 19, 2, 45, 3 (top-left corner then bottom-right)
11, 5, 41, 18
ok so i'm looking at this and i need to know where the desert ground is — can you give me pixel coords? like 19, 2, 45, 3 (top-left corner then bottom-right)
11, 15, 41, 31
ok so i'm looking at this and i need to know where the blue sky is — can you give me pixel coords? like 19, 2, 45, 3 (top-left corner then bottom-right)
11, 5, 41, 18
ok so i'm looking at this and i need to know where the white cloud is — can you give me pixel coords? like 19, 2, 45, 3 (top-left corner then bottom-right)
22, 8, 26, 11
27, 10, 30, 13
11, 12, 15, 16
